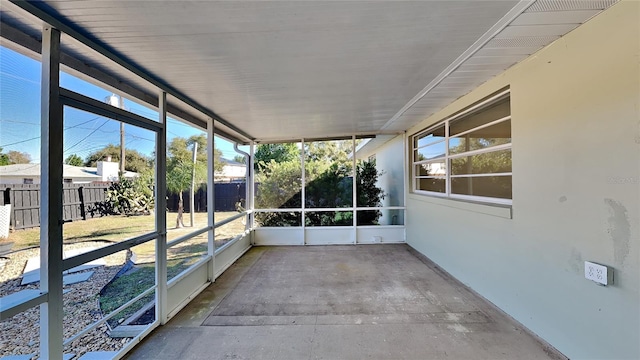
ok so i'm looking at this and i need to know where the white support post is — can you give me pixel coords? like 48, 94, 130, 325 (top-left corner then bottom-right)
207, 120, 216, 280
403, 132, 408, 242
40, 25, 64, 360
352, 135, 357, 244
300, 139, 306, 244
190, 142, 198, 227
155, 91, 168, 324
445, 118, 450, 197
248, 142, 255, 237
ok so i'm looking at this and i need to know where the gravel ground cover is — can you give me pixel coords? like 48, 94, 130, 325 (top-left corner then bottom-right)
0, 212, 248, 358
0, 242, 130, 358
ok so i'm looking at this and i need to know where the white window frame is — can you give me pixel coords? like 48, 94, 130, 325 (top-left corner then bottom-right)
411, 89, 512, 205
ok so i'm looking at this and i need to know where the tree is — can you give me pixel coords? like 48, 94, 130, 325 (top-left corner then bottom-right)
356, 160, 385, 225
232, 155, 246, 164
305, 141, 349, 164
253, 139, 384, 227
254, 143, 299, 171
166, 135, 216, 228
65, 154, 84, 166
169, 135, 224, 173
0, 147, 9, 166
84, 144, 152, 173
7, 151, 31, 164
0, 147, 31, 165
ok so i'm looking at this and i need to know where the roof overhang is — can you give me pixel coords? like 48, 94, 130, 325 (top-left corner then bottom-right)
0, 0, 618, 147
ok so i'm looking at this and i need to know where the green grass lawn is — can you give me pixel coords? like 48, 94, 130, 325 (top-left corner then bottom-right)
1, 211, 246, 252
99, 255, 203, 328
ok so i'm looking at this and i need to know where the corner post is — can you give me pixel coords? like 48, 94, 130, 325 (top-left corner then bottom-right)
40, 25, 64, 360
207, 119, 216, 280
352, 135, 357, 244
155, 91, 168, 324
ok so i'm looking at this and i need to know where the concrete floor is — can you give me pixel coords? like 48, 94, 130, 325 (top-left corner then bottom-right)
125, 245, 566, 360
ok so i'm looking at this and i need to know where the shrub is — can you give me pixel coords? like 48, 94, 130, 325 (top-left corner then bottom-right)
254, 159, 384, 227
103, 172, 154, 216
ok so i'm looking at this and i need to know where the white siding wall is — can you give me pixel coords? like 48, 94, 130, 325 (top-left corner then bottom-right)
397, 2, 639, 359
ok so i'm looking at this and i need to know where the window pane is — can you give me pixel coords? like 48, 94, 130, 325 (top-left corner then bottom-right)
368, 137, 404, 207
377, 209, 405, 226
415, 141, 446, 161
451, 175, 512, 199
168, 234, 208, 280
415, 162, 446, 177
254, 211, 302, 227
60, 71, 116, 108
63, 106, 156, 250
305, 211, 353, 226
449, 97, 510, 136
214, 214, 246, 249
449, 120, 511, 155
254, 143, 302, 209
450, 149, 511, 175
357, 209, 381, 226
166, 119, 208, 229
64, 248, 137, 354
416, 178, 445, 193
102, 242, 157, 330
123, 96, 159, 122
305, 140, 353, 208
415, 124, 445, 148
356, 159, 386, 208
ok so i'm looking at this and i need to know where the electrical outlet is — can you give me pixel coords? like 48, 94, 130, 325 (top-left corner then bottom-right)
585, 261, 613, 286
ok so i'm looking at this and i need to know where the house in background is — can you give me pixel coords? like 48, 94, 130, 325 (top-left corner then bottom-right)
0, 160, 138, 185
214, 158, 246, 183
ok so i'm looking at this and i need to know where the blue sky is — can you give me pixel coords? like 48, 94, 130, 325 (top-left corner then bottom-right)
0, 46, 243, 164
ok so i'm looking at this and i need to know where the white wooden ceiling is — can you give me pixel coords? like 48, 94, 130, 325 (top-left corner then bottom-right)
0, 0, 619, 145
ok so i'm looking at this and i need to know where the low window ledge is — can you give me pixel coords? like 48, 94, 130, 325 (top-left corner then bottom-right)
408, 193, 512, 219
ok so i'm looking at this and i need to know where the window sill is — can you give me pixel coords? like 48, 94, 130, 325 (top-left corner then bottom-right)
407, 193, 512, 219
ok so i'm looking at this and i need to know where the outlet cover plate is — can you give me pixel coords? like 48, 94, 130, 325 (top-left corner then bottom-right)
585, 261, 612, 285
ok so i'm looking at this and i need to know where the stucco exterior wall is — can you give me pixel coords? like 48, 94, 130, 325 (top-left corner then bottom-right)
402, 2, 639, 359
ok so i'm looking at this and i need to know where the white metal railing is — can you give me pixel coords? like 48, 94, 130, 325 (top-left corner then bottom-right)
252, 208, 405, 225
166, 257, 211, 289
215, 228, 252, 254
167, 226, 211, 248
214, 210, 251, 228
0, 290, 48, 321
63, 232, 158, 272
59, 213, 254, 356
165, 210, 252, 283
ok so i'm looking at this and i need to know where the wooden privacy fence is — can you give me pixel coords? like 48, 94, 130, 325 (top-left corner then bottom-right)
0, 182, 251, 230
0, 183, 109, 230
166, 183, 249, 213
